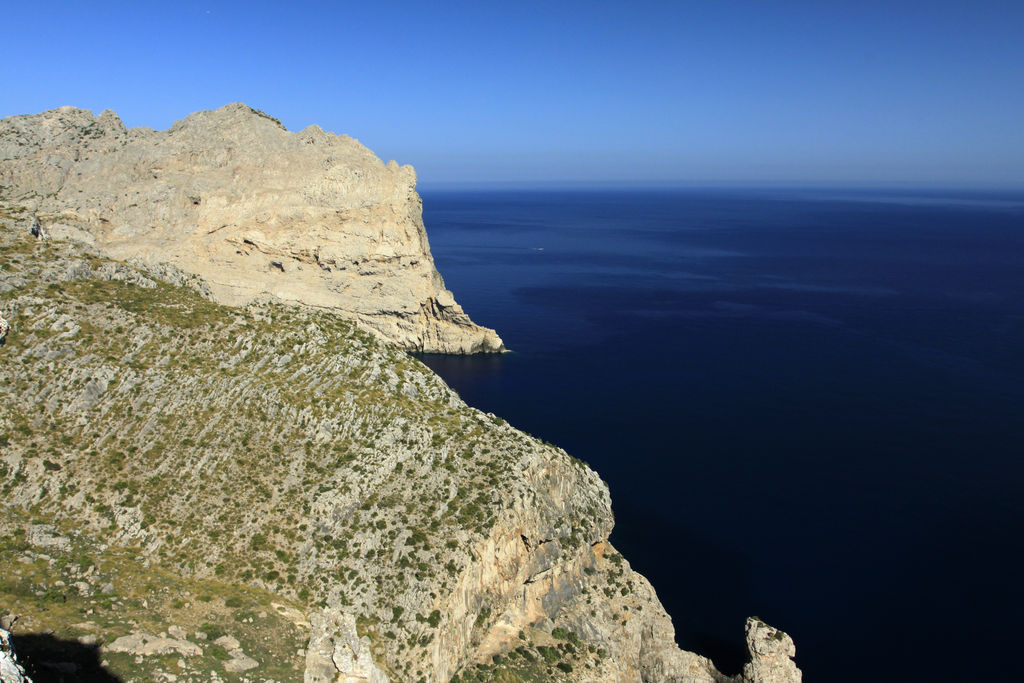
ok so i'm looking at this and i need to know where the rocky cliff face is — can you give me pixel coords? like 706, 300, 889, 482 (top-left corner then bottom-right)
0, 104, 503, 354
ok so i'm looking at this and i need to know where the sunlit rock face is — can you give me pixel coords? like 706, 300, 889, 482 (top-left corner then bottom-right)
0, 103, 503, 354
742, 618, 802, 683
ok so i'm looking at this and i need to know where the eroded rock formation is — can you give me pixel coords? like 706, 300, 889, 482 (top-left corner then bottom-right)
306, 609, 389, 683
742, 617, 802, 683
0, 104, 503, 353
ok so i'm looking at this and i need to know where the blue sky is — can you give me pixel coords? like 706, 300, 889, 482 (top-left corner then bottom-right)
3, 1, 1022, 188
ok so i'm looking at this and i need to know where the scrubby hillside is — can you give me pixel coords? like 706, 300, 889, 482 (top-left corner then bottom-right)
0, 209, 762, 682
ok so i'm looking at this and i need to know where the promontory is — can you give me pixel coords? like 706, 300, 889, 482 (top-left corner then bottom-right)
0, 103, 503, 354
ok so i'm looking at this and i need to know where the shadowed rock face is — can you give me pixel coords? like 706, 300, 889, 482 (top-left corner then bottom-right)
0, 103, 503, 354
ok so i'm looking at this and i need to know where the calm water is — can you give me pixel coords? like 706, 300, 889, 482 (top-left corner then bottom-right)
417, 188, 1024, 682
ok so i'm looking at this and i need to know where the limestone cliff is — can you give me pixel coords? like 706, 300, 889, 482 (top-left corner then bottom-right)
0, 104, 503, 354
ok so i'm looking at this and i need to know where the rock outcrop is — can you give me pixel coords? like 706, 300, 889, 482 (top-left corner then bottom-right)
105, 632, 204, 658
0, 104, 503, 353
212, 635, 260, 673
305, 609, 389, 683
742, 618, 802, 683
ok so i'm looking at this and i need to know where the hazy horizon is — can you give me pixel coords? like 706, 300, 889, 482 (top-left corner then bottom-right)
415, 179, 1024, 192
4, 1, 1022, 188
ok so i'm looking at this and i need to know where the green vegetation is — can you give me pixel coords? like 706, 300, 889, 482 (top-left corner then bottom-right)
0, 507, 306, 682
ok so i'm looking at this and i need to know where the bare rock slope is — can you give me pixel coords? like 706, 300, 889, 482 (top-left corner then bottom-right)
0, 103, 503, 353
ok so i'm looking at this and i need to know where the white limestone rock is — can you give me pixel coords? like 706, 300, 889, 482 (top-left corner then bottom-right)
212, 635, 240, 651
25, 525, 70, 552
305, 609, 388, 683
223, 650, 258, 673
742, 617, 802, 683
105, 632, 202, 658
209, 634, 258, 672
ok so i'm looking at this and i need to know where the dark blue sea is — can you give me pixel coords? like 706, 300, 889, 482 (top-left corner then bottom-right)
417, 188, 1024, 682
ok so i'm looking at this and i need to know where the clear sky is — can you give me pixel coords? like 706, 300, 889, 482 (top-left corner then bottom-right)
3, 1, 1022, 188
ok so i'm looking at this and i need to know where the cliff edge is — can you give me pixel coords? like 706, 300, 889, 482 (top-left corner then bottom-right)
0, 103, 503, 354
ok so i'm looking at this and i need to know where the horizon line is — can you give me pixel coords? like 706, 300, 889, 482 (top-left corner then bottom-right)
417, 179, 1024, 193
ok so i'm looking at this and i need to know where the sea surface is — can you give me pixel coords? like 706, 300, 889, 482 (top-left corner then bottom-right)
416, 188, 1024, 682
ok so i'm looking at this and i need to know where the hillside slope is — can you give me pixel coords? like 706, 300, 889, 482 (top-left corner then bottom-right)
0, 212, 796, 682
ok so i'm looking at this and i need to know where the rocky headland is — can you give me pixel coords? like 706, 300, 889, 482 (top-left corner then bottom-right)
0, 105, 800, 682
0, 103, 502, 354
